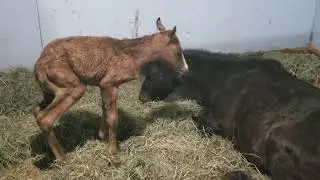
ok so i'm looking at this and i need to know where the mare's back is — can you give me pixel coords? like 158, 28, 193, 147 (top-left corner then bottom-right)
183, 49, 284, 91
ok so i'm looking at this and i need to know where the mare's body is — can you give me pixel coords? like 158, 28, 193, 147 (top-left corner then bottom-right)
138, 49, 320, 180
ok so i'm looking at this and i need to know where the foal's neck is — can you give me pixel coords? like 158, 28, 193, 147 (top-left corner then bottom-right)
123, 35, 165, 70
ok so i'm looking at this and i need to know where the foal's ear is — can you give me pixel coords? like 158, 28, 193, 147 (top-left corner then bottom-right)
156, 17, 166, 32
170, 26, 177, 36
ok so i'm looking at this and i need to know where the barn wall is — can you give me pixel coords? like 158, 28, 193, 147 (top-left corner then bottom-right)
0, 0, 316, 69
312, 0, 320, 47
0, 0, 42, 69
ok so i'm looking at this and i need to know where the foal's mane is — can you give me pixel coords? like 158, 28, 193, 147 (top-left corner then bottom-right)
117, 34, 155, 49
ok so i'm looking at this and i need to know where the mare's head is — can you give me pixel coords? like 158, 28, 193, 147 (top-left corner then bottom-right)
138, 48, 215, 103
150, 17, 188, 73
139, 59, 181, 102
138, 48, 219, 103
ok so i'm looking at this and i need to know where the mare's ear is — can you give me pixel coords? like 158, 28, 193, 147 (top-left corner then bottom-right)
156, 17, 166, 32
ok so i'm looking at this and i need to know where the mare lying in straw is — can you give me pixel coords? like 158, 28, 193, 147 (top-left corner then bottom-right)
138, 49, 320, 180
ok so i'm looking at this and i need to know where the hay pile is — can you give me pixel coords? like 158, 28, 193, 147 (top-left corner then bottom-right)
1, 50, 319, 180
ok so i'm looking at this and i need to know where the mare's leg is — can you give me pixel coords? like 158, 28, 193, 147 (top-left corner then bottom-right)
34, 70, 86, 160
100, 86, 119, 154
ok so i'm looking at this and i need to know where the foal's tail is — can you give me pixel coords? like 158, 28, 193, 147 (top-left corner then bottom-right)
33, 68, 55, 115
33, 53, 55, 117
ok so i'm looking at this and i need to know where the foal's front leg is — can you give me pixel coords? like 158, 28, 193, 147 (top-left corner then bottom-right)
100, 86, 119, 154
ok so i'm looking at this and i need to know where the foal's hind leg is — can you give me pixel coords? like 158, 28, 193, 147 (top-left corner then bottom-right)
43, 85, 86, 159
35, 70, 86, 160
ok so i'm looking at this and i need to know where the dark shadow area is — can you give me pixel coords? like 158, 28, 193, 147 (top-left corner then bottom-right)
222, 170, 249, 180
30, 110, 101, 169
30, 108, 142, 169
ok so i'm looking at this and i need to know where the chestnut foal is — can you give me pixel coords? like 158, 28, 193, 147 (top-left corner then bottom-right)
33, 17, 189, 160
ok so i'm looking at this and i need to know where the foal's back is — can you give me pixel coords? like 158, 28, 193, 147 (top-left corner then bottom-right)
34, 36, 128, 85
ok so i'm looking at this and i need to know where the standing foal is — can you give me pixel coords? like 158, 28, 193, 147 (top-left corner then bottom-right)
33, 17, 189, 160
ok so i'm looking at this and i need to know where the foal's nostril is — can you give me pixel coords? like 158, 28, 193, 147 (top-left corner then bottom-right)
178, 71, 188, 78
176, 71, 188, 84
177, 72, 184, 80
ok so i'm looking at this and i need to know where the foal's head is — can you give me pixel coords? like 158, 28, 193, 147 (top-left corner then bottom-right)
151, 17, 189, 73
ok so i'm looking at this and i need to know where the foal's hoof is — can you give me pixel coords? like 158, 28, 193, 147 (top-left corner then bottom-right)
109, 145, 119, 155
33, 107, 40, 117
53, 153, 67, 163
54, 154, 68, 166
98, 129, 106, 140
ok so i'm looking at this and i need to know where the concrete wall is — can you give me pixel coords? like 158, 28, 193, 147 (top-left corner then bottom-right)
0, 0, 317, 69
0, 0, 42, 69
312, 0, 320, 47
